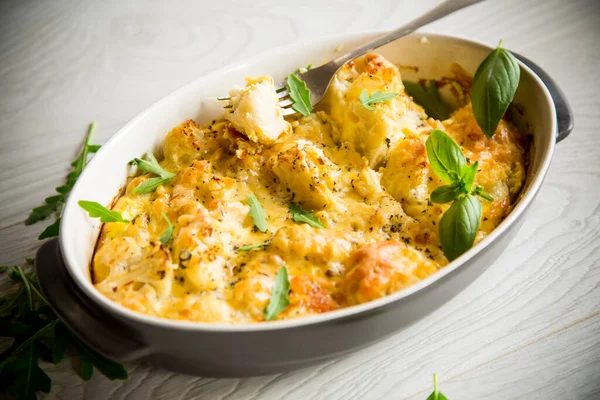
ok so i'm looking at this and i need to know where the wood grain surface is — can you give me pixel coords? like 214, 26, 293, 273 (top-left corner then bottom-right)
0, 0, 599, 398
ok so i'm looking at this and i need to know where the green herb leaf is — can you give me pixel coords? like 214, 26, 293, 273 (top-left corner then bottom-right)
238, 242, 269, 252
3, 342, 52, 398
248, 193, 268, 233
403, 80, 451, 120
439, 194, 481, 261
289, 204, 324, 229
426, 374, 449, 400
78, 201, 130, 223
26, 122, 100, 226
76, 345, 95, 381
359, 89, 399, 111
264, 266, 290, 321
160, 213, 174, 245
430, 186, 459, 204
425, 130, 466, 184
471, 42, 520, 138
52, 322, 69, 365
131, 152, 175, 194
38, 217, 60, 240
287, 73, 313, 116
130, 152, 175, 179
69, 334, 128, 380
133, 177, 172, 194
460, 161, 478, 193
473, 186, 494, 202
0, 266, 8, 273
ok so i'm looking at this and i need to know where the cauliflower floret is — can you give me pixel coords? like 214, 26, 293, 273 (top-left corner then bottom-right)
323, 53, 426, 168
267, 139, 341, 210
225, 76, 291, 144
342, 241, 438, 305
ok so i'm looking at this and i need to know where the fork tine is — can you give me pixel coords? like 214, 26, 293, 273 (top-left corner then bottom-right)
276, 89, 290, 99
279, 98, 293, 108
282, 106, 296, 116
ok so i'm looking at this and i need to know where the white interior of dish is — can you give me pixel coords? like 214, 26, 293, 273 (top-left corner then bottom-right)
60, 32, 556, 330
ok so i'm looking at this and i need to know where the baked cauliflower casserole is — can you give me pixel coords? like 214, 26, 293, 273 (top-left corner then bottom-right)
91, 53, 527, 323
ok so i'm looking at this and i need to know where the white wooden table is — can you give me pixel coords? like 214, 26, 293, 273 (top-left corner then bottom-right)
1, 0, 599, 398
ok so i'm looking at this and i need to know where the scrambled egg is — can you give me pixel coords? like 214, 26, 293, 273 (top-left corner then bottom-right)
92, 53, 527, 323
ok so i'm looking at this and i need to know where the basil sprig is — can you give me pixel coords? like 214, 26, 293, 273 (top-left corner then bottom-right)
264, 266, 290, 321
287, 73, 313, 117
130, 152, 175, 194
426, 130, 493, 261
359, 89, 398, 110
471, 41, 520, 138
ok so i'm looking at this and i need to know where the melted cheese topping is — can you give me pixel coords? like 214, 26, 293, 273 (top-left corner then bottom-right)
92, 53, 527, 324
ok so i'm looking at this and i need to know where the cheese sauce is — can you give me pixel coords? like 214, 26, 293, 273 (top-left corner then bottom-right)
91, 53, 527, 323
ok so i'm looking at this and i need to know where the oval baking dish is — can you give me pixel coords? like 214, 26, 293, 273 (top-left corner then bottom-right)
35, 32, 572, 377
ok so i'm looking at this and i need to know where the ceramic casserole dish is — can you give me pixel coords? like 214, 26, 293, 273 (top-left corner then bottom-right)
35, 32, 573, 377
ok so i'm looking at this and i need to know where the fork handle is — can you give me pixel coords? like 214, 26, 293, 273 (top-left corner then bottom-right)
331, 0, 486, 68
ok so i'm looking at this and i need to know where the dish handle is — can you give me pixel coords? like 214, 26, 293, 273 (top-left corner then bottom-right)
35, 238, 152, 363
513, 52, 574, 143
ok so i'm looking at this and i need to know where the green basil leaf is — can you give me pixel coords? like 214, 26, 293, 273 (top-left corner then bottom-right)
133, 176, 172, 194
78, 201, 130, 223
359, 89, 399, 111
403, 80, 451, 120
430, 186, 459, 204
426, 374, 449, 400
287, 73, 313, 116
238, 242, 269, 252
461, 161, 478, 193
289, 203, 324, 229
264, 266, 290, 321
425, 130, 466, 184
439, 194, 482, 261
160, 213, 174, 244
130, 152, 175, 179
248, 193, 268, 232
472, 44, 520, 138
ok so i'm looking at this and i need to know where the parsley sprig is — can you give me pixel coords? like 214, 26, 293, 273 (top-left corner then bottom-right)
359, 89, 398, 110
426, 130, 492, 261
26, 121, 101, 240
1, 122, 128, 399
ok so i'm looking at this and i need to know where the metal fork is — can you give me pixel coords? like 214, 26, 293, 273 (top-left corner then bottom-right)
220, 0, 485, 116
